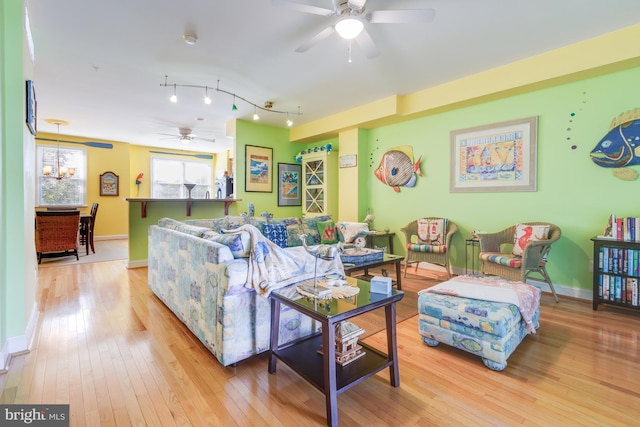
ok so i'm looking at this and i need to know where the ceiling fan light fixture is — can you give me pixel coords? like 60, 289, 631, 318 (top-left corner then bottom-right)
204, 86, 212, 104
179, 136, 190, 144
253, 107, 260, 121
335, 17, 364, 40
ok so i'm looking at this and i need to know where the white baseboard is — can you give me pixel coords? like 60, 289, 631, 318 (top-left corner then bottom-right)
95, 234, 127, 241
0, 303, 38, 373
127, 259, 148, 269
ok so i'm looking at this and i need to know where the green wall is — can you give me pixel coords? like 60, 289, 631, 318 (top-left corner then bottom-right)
235, 120, 304, 217
364, 65, 640, 294
2, 0, 35, 364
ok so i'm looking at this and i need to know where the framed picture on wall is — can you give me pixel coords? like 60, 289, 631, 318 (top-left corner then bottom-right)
277, 163, 302, 206
26, 80, 37, 136
450, 116, 538, 193
100, 171, 119, 196
245, 145, 273, 192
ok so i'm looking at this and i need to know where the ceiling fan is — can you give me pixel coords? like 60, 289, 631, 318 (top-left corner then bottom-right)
274, 0, 435, 59
158, 128, 215, 145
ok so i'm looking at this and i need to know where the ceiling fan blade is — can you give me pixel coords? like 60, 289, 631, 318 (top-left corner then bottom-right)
355, 28, 379, 59
193, 137, 216, 143
367, 9, 435, 24
273, 0, 334, 16
158, 133, 180, 138
295, 26, 335, 53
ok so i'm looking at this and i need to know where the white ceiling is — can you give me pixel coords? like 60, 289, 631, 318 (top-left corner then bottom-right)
27, 0, 640, 154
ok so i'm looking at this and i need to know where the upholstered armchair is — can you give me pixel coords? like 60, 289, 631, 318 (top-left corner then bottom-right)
401, 218, 458, 278
35, 211, 80, 264
478, 222, 561, 302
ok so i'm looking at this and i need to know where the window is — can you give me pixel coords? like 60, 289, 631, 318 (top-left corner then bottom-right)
151, 157, 212, 198
36, 145, 87, 207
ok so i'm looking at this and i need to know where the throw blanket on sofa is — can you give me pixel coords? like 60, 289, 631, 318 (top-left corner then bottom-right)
420, 275, 541, 333
225, 224, 344, 297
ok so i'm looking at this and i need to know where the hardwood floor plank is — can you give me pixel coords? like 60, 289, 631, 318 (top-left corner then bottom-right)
3, 260, 640, 426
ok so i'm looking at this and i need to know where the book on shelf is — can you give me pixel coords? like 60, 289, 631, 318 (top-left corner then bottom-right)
602, 214, 640, 242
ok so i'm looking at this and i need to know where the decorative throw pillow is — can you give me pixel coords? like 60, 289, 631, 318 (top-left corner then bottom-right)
262, 223, 288, 248
317, 220, 338, 244
512, 223, 550, 257
268, 217, 304, 247
416, 218, 446, 246
300, 215, 332, 245
336, 222, 369, 243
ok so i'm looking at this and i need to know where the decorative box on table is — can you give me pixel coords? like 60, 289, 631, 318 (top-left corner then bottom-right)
340, 247, 384, 265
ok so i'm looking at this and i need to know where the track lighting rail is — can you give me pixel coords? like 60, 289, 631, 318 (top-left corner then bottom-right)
160, 76, 302, 124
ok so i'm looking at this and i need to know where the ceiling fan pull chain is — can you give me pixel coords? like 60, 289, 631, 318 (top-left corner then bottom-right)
348, 40, 353, 63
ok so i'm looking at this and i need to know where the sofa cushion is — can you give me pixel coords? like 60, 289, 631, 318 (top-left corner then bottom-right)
202, 230, 251, 258
157, 217, 209, 237
512, 224, 550, 257
479, 252, 523, 268
226, 215, 249, 230
336, 221, 369, 243
416, 218, 446, 245
317, 220, 338, 244
268, 217, 304, 247
407, 243, 447, 254
262, 223, 288, 248
300, 215, 332, 245
184, 217, 229, 232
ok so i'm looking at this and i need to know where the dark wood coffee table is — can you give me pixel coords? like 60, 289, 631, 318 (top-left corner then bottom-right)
268, 278, 404, 427
342, 253, 404, 290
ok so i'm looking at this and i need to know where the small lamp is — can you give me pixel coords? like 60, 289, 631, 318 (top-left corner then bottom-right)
363, 214, 375, 230
300, 235, 339, 297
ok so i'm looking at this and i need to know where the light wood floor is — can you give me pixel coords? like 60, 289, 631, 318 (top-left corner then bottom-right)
2, 261, 639, 426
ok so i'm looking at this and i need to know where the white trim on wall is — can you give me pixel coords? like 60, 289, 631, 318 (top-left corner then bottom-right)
1, 303, 38, 372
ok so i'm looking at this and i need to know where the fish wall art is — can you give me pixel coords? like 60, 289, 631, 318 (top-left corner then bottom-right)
374, 145, 422, 192
590, 108, 640, 180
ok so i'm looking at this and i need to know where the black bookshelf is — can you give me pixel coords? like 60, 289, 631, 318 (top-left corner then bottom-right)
592, 237, 640, 311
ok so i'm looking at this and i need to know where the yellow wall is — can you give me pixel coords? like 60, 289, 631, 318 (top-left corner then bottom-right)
291, 23, 640, 143
338, 129, 359, 221
36, 136, 219, 237
36, 132, 130, 237
128, 145, 218, 199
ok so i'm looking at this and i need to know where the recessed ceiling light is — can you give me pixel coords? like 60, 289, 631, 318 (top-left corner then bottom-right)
183, 34, 197, 45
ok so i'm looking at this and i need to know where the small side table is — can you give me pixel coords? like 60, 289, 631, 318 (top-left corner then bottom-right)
366, 231, 395, 254
465, 238, 480, 275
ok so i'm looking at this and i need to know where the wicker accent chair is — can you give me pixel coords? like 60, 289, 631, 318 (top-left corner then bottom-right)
35, 211, 80, 264
478, 222, 561, 302
400, 218, 458, 278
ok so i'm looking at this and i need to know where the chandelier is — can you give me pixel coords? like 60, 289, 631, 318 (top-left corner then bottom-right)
42, 119, 75, 179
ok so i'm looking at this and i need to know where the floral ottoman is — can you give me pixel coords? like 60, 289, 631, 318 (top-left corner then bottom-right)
417, 275, 541, 371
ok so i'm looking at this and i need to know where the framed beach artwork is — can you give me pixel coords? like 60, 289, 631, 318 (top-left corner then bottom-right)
100, 171, 119, 196
450, 116, 538, 193
277, 163, 302, 206
245, 145, 273, 192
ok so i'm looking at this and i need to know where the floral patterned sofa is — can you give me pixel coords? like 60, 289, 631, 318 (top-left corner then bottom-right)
147, 214, 344, 366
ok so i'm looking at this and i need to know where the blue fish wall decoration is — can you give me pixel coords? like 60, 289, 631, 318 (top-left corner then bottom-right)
590, 108, 640, 169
